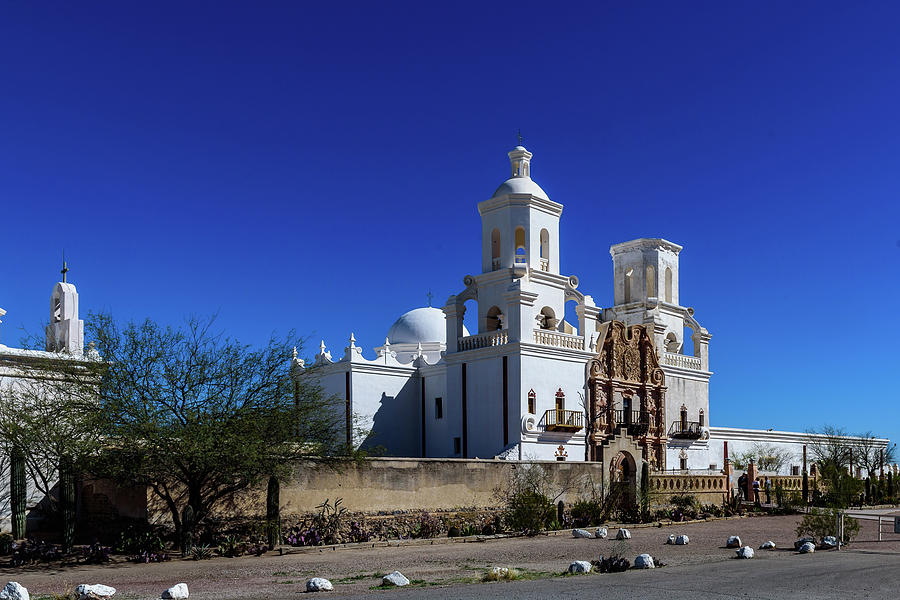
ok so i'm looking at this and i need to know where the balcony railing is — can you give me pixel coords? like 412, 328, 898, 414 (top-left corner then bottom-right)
533, 329, 585, 350
491, 258, 501, 271
543, 409, 584, 432
614, 409, 650, 435
457, 330, 508, 351
669, 420, 703, 439
539, 257, 549, 271
661, 351, 702, 370
514, 255, 527, 264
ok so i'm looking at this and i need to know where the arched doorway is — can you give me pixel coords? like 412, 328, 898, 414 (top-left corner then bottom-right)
610, 450, 637, 510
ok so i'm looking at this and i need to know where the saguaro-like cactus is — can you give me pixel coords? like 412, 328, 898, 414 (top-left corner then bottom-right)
640, 461, 651, 520
60, 456, 76, 552
865, 477, 872, 505
181, 504, 195, 552
266, 476, 281, 549
10, 448, 26, 539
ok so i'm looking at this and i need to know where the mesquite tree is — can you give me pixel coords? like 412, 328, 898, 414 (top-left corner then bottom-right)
59, 456, 76, 552
83, 313, 349, 544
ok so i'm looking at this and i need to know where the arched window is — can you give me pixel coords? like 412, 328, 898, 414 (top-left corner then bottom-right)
646, 265, 656, 298
665, 332, 679, 353
491, 229, 501, 270
555, 388, 565, 411
539, 229, 550, 270
665, 267, 673, 303
486, 306, 503, 331
680, 404, 688, 431
699, 408, 705, 428
527, 389, 536, 415
514, 227, 526, 263
624, 268, 633, 303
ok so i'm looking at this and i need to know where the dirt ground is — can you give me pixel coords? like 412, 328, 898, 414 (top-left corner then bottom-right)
3, 514, 899, 599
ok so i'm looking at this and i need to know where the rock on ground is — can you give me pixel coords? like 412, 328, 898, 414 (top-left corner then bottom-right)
305, 578, 333, 592
760, 541, 776, 549
822, 536, 838, 548
490, 567, 509, 578
794, 537, 816, 550
161, 583, 189, 599
736, 546, 754, 559
799, 542, 816, 554
595, 527, 608, 539
675, 535, 689, 545
567, 560, 592, 574
726, 536, 741, 548
572, 528, 594, 539
382, 571, 410, 587
634, 554, 655, 569
75, 584, 116, 600
615, 528, 631, 540
0, 582, 29, 600
666, 534, 676, 544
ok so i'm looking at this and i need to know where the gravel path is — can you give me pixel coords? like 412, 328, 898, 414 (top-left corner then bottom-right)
2, 514, 898, 599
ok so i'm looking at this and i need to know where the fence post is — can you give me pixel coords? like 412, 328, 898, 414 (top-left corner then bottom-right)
835, 511, 841, 551
878, 516, 882, 542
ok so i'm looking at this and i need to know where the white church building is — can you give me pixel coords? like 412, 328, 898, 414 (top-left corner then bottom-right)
297, 145, 732, 470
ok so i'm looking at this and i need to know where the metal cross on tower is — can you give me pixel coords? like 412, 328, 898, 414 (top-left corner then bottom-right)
61, 251, 68, 283
426, 290, 433, 307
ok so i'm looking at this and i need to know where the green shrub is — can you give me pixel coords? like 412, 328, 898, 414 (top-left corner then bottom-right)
504, 490, 555, 535
570, 499, 605, 528
796, 508, 859, 544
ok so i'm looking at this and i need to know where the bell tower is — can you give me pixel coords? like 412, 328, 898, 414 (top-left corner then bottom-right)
45, 259, 84, 356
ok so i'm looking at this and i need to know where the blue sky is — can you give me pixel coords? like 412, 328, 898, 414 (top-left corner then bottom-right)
1, 2, 897, 445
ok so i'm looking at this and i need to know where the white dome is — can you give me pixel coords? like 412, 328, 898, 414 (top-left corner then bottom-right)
492, 176, 549, 200
387, 307, 468, 345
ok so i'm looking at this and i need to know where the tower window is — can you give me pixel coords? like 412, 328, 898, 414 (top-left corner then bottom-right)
435, 397, 443, 419
665, 267, 673, 303
527, 389, 536, 414
624, 268, 633, 303
539, 228, 550, 263
699, 408, 705, 427
646, 265, 656, 298
680, 456, 688, 470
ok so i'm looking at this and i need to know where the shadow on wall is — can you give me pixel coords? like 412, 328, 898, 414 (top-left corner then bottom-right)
359, 379, 421, 456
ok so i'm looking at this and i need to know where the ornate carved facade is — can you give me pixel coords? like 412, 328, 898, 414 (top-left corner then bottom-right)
586, 321, 667, 470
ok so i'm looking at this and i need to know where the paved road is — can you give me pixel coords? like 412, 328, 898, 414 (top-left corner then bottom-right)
335, 550, 900, 600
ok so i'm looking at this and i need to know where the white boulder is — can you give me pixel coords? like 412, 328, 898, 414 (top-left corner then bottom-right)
736, 546, 754, 559
799, 542, 815, 554
567, 560, 592, 574
75, 584, 116, 600
161, 583, 189, 599
595, 527, 608, 539
675, 535, 689, 545
822, 536, 838, 548
382, 571, 409, 587
489, 567, 508, 578
615, 528, 631, 540
0, 582, 29, 600
305, 578, 333, 592
666, 534, 676, 544
760, 541, 776, 549
726, 535, 741, 548
634, 554, 655, 569
794, 536, 815, 550
572, 528, 594, 539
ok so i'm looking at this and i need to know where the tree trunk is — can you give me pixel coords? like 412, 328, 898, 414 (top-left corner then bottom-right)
266, 475, 281, 549
60, 456, 76, 553
10, 447, 26, 539
181, 504, 195, 553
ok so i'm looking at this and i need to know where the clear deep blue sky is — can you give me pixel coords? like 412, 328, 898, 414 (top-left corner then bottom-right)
1, 3, 897, 444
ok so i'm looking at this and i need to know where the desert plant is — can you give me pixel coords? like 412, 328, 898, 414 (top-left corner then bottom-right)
190, 544, 214, 560
412, 512, 441, 539
504, 490, 555, 535
217, 535, 245, 558
59, 456, 76, 553
570, 499, 604, 528
80, 542, 111, 564
640, 461, 651, 521
10, 448, 25, 539
266, 475, 281, 549
796, 508, 859, 544
181, 505, 195, 552
482, 567, 521, 581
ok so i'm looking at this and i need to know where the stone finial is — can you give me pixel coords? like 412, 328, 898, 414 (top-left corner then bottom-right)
292, 346, 298, 359
348, 332, 356, 348
319, 340, 327, 354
